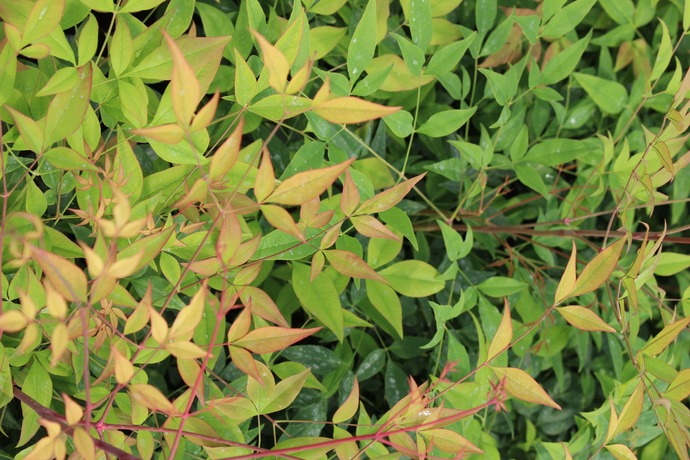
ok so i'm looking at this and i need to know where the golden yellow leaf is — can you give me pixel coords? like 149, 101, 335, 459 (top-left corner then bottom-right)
555, 242, 577, 304
0, 310, 29, 333
314, 96, 400, 124
210, 118, 243, 182
50, 323, 68, 367
73, 427, 95, 459
570, 238, 625, 297
129, 384, 177, 415
557, 306, 616, 333
62, 394, 83, 426
165, 340, 207, 359
253, 32, 289, 93
113, 348, 135, 384
169, 287, 205, 339
605, 444, 638, 460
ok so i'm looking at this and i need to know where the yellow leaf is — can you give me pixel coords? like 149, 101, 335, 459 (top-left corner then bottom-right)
0, 310, 29, 333
113, 349, 135, 384
166, 340, 207, 359
45, 280, 67, 319
132, 123, 185, 144
62, 394, 83, 426
31, 247, 87, 302
488, 300, 512, 360
606, 399, 620, 442
285, 61, 312, 95
492, 366, 561, 410
340, 170, 360, 216
124, 290, 151, 335
253, 32, 289, 93
255, 148, 276, 202
108, 252, 144, 279
129, 384, 177, 415
148, 306, 169, 343
164, 32, 200, 125
50, 323, 68, 367
664, 369, 690, 401
605, 444, 638, 460
555, 242, 577, 304
234, 50, 256, 106
570, 238, 625, 297
419, 429, 483, 454
557, 306, 616, 333
268, 158, 354, 205
357, 174, 425, 215
314, 96, 400, 124
169, 287, 205, 339
333, 378, 359, 423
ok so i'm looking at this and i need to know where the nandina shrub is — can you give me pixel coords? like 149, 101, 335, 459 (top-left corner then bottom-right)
0, 0, 689, 459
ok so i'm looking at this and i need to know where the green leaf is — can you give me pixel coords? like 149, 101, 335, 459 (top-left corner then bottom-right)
515, 163, 549, 197
476, 277, 527, 297
416, 108, 477, 138
425, 32, 476, 77
292, 263, 344, 341
475, 0, 497, 36
77, 13, 98, 66
44, 64, 92, 146
355, 349, 386, 381
383, 110, 414, 138
408, 0, 432, 52
347, 0, 377, 81
18, 360, 52, 446
655, 252, 690, 276
521, 138, 601, 167
379, 260, 444, 297
366, 280, 403, 338
640, 317, 690, 356
538, 31, 591, 86
438, 221, 472, 261
541, 0, 597, 39
120, 0, 167, 13
391, 33, 425, 76
110, 17, 133, 76
650, 19, 673, 82
573, 73, 628, 115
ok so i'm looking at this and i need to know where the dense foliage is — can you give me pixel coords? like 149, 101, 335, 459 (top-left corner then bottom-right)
0, 0, 689, 458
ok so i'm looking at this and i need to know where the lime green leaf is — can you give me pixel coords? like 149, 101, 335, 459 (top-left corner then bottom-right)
570, 238, 625, 297
6, 106, 44, 153
21, 0, 65, 47
18, 361, 52, 446
77, 13, 98, 66
654, 252, 690, 276
573, 73, 628, 115
425, 32, 476, 77
521, 138, 600, 167
379, 260, 444, 297
541, 0, 596, 39
664, 369, 690, 401
640, 317, 690, 356
515, 163, 549, 197
391, 33, 425, 76
650, 19, 672, 82
438, 221, 472, 261
262, 369, 310, 414
120, 0, 167, 13
538, 31, 591, 86
366, 280, 403, 338
416, 108, 476, 137
383, 110, 414, 138
292, 263, 344, 341
348, 0, 377, 81
44, 64, 92, 146
477, 277, 527, 297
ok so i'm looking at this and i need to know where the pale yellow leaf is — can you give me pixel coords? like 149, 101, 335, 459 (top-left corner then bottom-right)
314, 97, 400, 124
267, 159, 354, 206
557, 306, 616, 333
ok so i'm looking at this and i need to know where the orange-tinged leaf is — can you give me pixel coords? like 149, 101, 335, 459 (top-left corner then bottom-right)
191, 91, 219, 132
260, 204, 303, 241
609, 382, 644, 440
238, 286, 288, 327
605, 444, 637, 460
555, 242, 577, 304
570, 238, 625, 297
488, 300, 512, 360
333, 378, 359, 423
340, 170, 360, 216
209, 119, 243, 182
169, 287, 205, 339
324, 249, 386, 282
229, 345, 261, 382
357, 174, 425, 215
268, 159, 354, 206
253, 32, 289, 92
164, 32, 201, 125
255, 149, 276, 202
640, 317, 690, 356
557, 306, 616, 333
562, 443, 573, 460
227, 307, 252, 343
235, 326, 321, 354
314, 96, 400, 124
31, 247, 87, 302
492, 367, 561, 410
216, 210, 242, 265
129, 384, 177, 415
350, 215, 400, 240
419, 429, 483, 454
